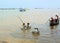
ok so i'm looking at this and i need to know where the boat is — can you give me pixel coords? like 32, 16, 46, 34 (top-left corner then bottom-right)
50, 19, 59, 26
32, 28, 40, 36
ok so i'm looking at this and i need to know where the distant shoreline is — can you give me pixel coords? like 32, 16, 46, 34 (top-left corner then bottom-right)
0, 8, 60, 10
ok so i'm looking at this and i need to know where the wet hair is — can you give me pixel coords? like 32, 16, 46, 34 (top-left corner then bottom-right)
27, 23, 30, 25
51, 17, 53, 19
56, 15, 58, 17
23, 23, 25, 25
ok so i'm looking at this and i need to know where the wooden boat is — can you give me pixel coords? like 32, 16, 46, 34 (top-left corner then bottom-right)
50, 20, 59, 26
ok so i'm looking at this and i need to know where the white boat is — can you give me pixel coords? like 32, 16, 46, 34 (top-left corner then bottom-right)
32, 28, 40, 36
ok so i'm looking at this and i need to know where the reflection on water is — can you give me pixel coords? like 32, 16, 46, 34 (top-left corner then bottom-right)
0, 41, 8, 43
8, 22, 60, 43
0, 22, 60, 43
0, 21, 58, 43
0, 9, 60, 43
0, 20, 60, 43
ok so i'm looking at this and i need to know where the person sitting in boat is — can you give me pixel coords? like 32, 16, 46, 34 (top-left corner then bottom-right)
55, 15, 59, 25
50, 17, 55, 26
21, 23, 26, 30
26, 23, 31, 29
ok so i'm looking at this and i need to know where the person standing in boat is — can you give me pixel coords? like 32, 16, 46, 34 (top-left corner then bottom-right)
50, 17, 55, 26
55, 15, 59, 25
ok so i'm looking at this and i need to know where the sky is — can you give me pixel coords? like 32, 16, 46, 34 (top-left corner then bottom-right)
0, 0, 60, 8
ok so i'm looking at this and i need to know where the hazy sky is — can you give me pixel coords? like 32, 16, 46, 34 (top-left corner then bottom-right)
0, 0, 60, 8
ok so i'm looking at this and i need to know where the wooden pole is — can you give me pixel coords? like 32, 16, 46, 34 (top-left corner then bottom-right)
17, 16, 24, 23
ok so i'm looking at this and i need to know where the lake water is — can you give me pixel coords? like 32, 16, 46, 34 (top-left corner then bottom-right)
0, 8, 60, 43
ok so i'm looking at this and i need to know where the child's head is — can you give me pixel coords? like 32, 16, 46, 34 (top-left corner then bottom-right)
23, 23, 25, 25
27, 23, 30, 25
